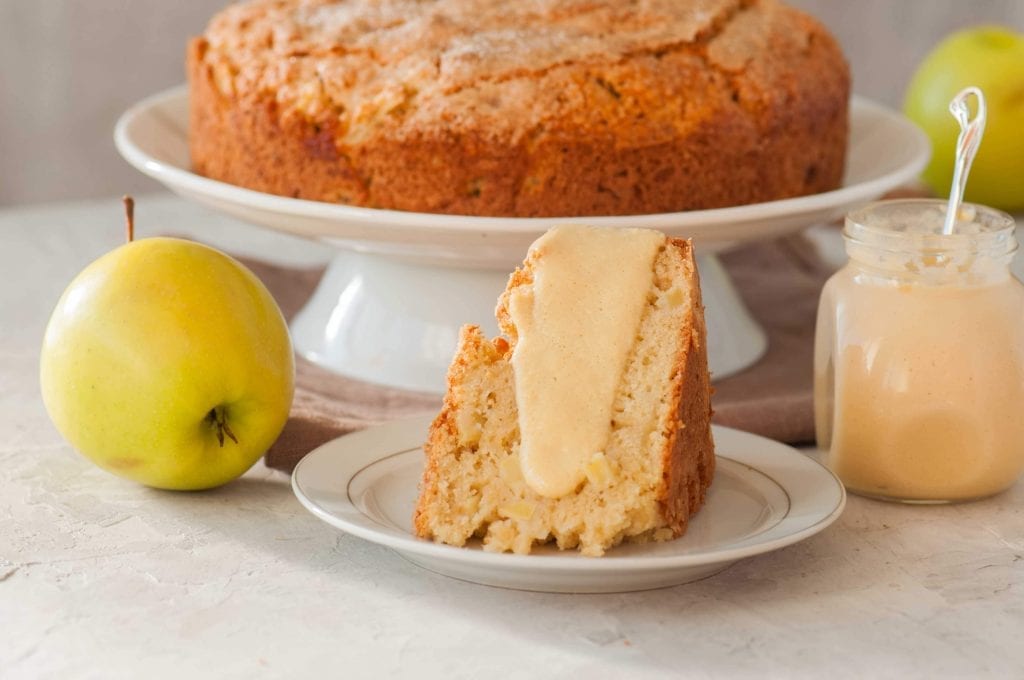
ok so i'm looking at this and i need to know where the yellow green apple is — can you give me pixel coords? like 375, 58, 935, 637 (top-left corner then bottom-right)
903, 25, 1024, 211
40, 222, 294, 490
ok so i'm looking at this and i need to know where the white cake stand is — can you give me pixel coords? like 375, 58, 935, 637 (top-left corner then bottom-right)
116, 86, 929, 393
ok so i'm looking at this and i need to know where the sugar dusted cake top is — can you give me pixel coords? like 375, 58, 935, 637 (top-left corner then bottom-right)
198, 0, 833, 144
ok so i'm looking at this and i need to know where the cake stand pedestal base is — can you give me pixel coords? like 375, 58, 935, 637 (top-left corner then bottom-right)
290, 250, 766, 393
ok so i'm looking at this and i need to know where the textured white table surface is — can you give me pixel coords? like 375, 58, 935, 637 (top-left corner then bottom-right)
3, 194, 1023, 679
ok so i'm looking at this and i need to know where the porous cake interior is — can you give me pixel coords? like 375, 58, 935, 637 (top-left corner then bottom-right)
414, 241, 707, 556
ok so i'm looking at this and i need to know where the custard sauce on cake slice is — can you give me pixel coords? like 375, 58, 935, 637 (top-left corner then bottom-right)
508, 226, 663, 499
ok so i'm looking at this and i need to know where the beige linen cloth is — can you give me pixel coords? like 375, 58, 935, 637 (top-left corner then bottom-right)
244, 234, 833, 473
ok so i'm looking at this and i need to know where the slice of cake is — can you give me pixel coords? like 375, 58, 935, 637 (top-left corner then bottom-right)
413, 225, 715, 556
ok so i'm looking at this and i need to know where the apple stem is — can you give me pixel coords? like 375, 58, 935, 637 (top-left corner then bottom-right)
123, 195, 135, 243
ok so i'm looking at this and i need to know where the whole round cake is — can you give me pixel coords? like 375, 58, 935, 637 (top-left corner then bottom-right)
188, 0, 850, 217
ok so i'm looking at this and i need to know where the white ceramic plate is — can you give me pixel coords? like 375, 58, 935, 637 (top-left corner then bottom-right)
115, 86, 929, 266
292, 417, 846, 593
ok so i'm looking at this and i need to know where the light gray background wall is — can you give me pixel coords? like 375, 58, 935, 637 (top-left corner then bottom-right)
1, 0, 1022, 206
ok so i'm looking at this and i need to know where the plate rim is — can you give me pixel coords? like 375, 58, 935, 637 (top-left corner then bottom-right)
115, 85, 930, 235
291, 416, 846, 572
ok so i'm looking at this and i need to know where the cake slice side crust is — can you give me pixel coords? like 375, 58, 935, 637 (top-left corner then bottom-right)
656, 238, 715, 536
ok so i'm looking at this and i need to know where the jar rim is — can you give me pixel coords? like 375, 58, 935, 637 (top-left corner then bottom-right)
844, 198, 1017, 257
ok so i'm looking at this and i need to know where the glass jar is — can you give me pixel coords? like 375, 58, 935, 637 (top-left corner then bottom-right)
814, 199, 1024, 503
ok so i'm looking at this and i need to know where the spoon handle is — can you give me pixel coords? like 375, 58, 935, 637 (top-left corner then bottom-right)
942, 87, 986, 235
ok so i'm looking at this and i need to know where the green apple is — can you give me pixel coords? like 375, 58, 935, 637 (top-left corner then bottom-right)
40, 217, 294, 490
903, 25, 1024, 211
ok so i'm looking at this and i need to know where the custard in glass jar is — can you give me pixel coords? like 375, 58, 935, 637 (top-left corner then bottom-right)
814, 199, 1024, 502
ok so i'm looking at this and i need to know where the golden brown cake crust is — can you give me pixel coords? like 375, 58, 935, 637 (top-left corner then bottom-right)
412, 326, 509, 541
188, 0, 849, 217
658, 238, 715, 535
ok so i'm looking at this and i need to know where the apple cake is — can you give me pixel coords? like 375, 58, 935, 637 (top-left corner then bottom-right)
187, 0, 850, 217
413, 226, 715, 556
